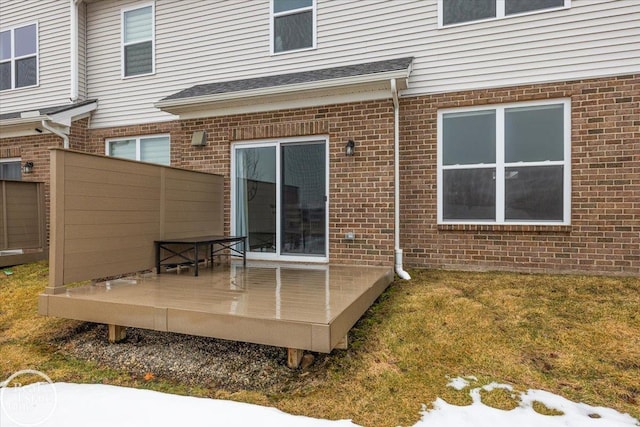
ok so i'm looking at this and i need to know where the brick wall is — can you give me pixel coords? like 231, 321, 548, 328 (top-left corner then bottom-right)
0, 119, 91, 241
400, 74, 639, 275
1, 132, 61, 239
69, 117, 90, 152
4, 74, 636, 274
82, 100, 397, 266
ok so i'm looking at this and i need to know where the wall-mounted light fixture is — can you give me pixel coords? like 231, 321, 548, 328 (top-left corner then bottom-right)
345, 139, 355, 157
23, 161, 34, 174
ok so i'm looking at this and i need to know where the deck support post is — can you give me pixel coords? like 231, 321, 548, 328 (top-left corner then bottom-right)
108, 324, 127, 343
287, 348, 304, 369
335, 334, 348, 350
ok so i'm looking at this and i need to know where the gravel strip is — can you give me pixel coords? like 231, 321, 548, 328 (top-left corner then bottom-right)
57, 323, 307, 392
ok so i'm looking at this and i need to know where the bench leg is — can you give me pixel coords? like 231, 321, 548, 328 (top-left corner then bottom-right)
194, 243, 199, 276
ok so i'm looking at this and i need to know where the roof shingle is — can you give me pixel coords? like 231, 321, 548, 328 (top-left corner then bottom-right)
161, 57, 414, 101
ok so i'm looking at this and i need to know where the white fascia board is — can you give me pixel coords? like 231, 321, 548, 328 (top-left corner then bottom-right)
0, 115, 48, 128
0, 125, 50, 138
175, 87, 394, 120
0, 101, 98, 136
155, 69, 411, 112
48, 101, 98, 127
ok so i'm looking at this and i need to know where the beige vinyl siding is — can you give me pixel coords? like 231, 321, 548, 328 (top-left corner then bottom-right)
0, 0, 70, 113
85, 0, 640, 128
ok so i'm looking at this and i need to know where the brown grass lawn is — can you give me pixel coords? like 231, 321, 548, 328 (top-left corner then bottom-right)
1, 261, 638, 426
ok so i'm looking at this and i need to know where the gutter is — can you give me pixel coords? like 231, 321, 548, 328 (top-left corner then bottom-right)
0, 101, 97, 140
154, 69, 411, 110
0, 115, 47, 127
391, 78, 410, 280
41, 120, 69, 149
70, 0, 82, 102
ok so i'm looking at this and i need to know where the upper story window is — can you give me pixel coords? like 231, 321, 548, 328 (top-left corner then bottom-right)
106, 135, 170, 165
437, 100, 571, 225
271, 0, 316, 54
440, 0, 569, 27
122, 4, 154, 77
0, 159, 22, 180
0, 23, 38, 91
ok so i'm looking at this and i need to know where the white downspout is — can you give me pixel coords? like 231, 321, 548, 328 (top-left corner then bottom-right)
41, 120, 70, 149
70, 0, 80, 102
391, 78, 411, 280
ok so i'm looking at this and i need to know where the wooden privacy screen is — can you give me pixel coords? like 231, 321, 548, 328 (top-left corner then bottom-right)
48, 149, 224, 291
0, 180, 45, 251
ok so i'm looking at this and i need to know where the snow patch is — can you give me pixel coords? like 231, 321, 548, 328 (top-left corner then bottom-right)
446, 375, 478, 390
1, 381, 638, 427
416, 381, 639, 427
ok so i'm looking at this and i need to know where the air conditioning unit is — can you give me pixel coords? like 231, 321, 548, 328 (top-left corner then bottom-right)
191, 130, 207, 146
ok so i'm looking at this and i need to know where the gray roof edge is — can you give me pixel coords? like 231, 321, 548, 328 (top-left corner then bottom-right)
161, 57, 415, 102
0, 99, 98, 122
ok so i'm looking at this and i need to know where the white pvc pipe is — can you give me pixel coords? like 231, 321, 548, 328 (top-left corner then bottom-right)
391, 78, 411, 280
41, 119, 70, 149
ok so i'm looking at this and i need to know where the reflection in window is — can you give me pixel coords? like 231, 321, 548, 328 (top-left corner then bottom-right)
439, 101, 569, 224
506, 0, 565, 15
443, 0, 495, 26
236, 146, 277, 253
441, 0, 567, 26
107, 135, 170, 165
123, 5, 153, 76
505, 166, 563, 220
443, 110, 496, 165
272, 0, 314, 53
0, 23, 37, 90
443, 168, 496, 220
505, 104, 564, 163
0, 160, 21, 180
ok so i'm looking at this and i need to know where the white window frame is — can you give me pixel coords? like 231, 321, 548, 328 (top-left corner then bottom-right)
0, 22, 39, 91
121, 2, 155, 79
231, 135, 329, 263
437, 99, 571, 225
105, 134, 170, 165
438, 0, 570, 28
270, 0, 317, 55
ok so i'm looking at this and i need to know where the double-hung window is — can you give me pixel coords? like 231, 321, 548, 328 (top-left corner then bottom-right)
440, 0, 569, 27
0, 23, 38, 91
122, 4, 154, 77
106, 135, 170, 166
438, 99, 570, 224
271, 0, 315, 54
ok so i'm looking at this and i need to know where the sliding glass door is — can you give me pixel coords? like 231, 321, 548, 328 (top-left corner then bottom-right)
233, 139, 327, 261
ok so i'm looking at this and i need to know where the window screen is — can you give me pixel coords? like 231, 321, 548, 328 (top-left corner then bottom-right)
273, 0, 314, 53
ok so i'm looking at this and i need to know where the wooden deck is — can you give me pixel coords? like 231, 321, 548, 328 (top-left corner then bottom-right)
39, 262, 393, 354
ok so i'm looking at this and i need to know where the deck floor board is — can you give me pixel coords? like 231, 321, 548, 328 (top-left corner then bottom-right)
41, 262, 393, 352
